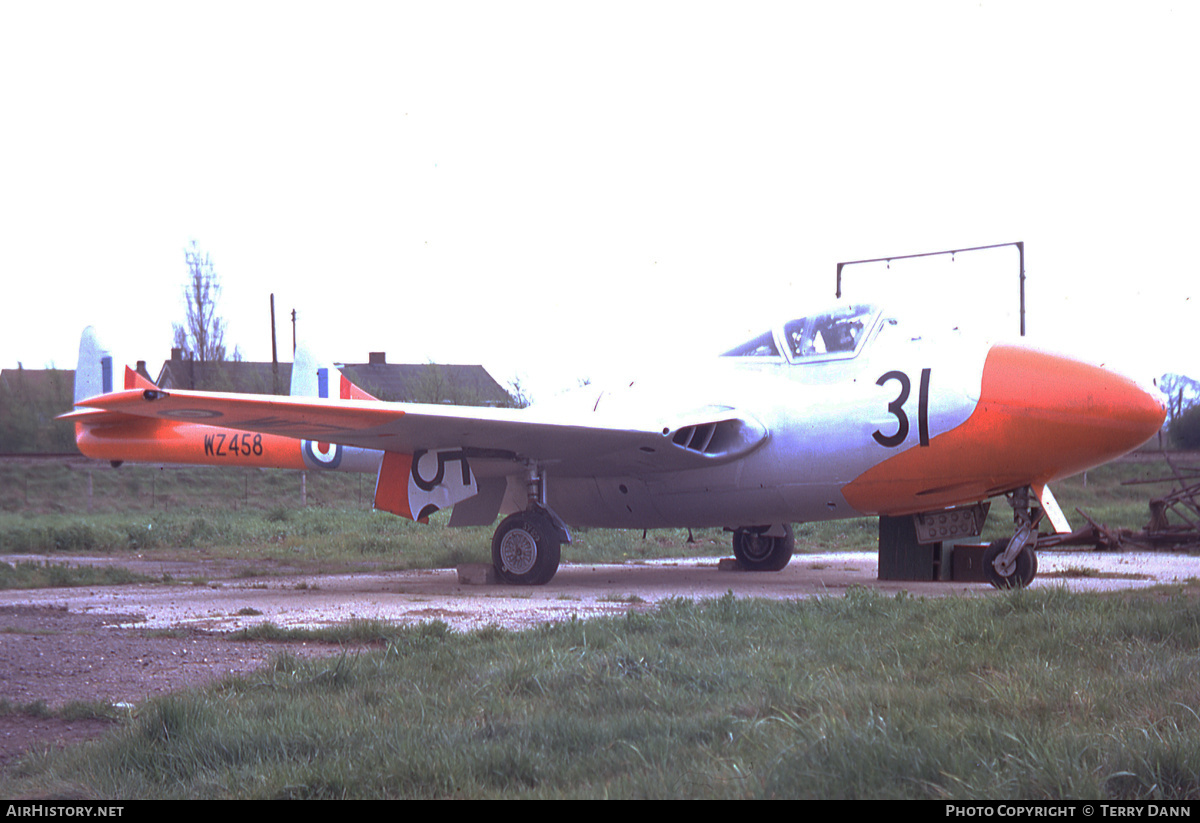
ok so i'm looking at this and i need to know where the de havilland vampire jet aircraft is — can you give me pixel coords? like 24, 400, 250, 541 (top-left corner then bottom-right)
63, 303, 1167, 588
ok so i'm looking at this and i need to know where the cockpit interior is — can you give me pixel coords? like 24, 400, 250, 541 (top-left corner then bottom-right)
722, 303, 881, 363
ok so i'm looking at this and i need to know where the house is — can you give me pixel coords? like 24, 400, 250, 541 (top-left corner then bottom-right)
339, 353, 514, 406
157, 350, 513, 406
156, 349, 291, 395
0, 349, 512, 453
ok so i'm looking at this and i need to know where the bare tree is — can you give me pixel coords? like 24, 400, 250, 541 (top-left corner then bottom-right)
505, 376, 532, 409
173, 240, 228, 362
1160, 373, 1200, 425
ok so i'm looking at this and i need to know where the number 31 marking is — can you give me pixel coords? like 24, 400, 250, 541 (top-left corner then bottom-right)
873, 368, 931, 448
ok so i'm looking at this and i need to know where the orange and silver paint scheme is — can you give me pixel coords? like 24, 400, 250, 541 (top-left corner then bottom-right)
64, 330, 385, 474
841, 344, 1167, 516
68, 364, 307, 469
67, 304, 1166, 585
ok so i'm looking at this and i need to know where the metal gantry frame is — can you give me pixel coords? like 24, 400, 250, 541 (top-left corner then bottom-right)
836, 241, 1026, 336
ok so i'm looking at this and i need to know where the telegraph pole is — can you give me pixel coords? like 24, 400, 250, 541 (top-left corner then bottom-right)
270, 293, 280, 394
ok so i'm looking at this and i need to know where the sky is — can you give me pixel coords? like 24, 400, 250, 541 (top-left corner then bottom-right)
2, 1, 1197, 402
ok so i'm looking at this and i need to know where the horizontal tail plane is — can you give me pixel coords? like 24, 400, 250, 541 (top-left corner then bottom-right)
65, 329, 489, 526
65, 330, 387, 475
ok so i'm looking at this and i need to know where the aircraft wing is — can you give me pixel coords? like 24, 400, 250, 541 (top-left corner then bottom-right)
59, 406, 146, 426
57, 365, 171, 426
75, 387, 768, 476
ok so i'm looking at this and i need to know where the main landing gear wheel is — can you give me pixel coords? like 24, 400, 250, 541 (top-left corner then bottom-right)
983, 538, 1037, 589
492, 511, 562, 586
732, 524, 795, 571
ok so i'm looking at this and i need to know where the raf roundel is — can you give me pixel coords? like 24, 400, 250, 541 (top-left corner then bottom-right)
302, 439, 343, 470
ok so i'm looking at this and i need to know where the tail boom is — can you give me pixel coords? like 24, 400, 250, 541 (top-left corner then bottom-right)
74, 416, 307, 469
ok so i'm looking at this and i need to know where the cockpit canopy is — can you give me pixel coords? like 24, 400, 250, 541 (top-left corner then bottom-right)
722, 303, 881, 363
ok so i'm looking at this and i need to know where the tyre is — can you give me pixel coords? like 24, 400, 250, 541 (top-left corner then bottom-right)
983, 538, 1037, 589
491, 511, 562, 585
732, 525, 794, 571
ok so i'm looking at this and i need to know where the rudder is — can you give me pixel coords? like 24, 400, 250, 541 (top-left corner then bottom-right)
74, 327, 113, 406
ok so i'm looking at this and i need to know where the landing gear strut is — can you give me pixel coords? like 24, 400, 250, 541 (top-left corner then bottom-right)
732, 524, 794, 571
985, 487, 1041, 589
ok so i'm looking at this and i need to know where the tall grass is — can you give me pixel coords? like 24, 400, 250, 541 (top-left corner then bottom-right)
0, 460, 368, 515
0, 461, 740, 566
5, 588, 1200, 799
1, 455, 1192, 579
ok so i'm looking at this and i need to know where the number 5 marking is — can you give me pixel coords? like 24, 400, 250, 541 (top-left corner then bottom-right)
873, 368, 931, 448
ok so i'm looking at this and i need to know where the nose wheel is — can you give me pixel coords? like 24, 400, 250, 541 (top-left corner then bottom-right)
985, 487, 1042, 589
983, 539, 1037, 589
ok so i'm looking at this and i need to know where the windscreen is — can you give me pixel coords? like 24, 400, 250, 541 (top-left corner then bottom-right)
782, 304, 877, 360
721, 303, 879, 362
721, 331, 781, 358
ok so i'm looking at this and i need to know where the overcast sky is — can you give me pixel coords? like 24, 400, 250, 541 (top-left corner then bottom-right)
2, 1, 1196, 401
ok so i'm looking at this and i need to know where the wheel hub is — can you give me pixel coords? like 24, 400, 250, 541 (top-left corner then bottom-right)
740, 533, 772, 561
499, 527, 538, 575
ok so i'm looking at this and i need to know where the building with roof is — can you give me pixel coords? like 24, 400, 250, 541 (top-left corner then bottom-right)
156, 349, 291, 395
156, 349, 513, 406
339, 352, 513, 406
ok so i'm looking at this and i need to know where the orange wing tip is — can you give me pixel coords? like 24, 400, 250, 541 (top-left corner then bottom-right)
57, 407, 107, 421
76, 388, 167, 409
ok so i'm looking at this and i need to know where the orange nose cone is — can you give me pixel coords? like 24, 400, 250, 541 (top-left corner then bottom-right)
841, 343, 1166, 517
978, 344, 1166, 481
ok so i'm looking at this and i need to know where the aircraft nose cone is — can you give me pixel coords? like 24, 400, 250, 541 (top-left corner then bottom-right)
840, 342, 1166, 516
980, 344, 1167, 479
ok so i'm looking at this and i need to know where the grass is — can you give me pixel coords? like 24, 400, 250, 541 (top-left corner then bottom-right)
0, 460, 370, 516
0, 698, 120, 723
2, 455, 1200, 797
227, 618, 408, 645
3, 588, 1200, 799
0, 461, 743, 567
0, 560, 154, 590
0, 455, 1192, 586
1044, 565, 1151, 581
3, 455, 1183, 552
